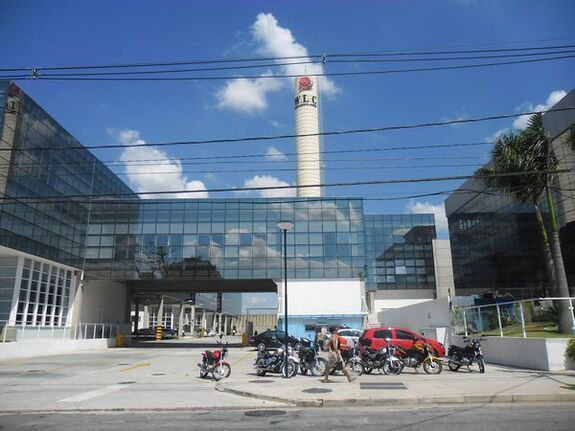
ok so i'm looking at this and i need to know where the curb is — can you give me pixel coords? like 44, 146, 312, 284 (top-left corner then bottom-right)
216, 385, 575, 408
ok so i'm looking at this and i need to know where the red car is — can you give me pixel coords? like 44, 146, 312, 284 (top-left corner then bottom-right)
358, 327, 445, 357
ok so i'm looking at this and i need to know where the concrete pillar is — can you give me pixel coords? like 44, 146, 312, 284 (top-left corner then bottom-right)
134, 300, 140, 334
156, 295, 164, 341
224, 315, 229, 335
178, 302, 185, 338
201, 309, 206, 332
143, 305, 150, 328
190, 306, 196, 336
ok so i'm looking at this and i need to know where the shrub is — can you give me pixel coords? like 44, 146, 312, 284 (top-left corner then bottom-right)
566, 338, 575, 361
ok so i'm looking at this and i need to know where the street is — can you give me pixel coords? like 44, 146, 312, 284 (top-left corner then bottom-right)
0, 404, 574, 430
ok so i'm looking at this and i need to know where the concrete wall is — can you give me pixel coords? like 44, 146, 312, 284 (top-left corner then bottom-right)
277, 278, 365, 316
451, 335, 574, 371
0, 338, 116, 360
432, 239, 455, 298
73, 280, 130, 326
379, 298, 451, 345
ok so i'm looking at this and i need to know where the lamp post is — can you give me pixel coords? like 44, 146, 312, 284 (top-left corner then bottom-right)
277, 220, 294, 378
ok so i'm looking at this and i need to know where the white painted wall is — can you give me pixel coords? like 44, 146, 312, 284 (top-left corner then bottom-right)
276, 278, 366, 316
451, 335, 573, 371
74, 280, 130, 325
0, 338, 116, 360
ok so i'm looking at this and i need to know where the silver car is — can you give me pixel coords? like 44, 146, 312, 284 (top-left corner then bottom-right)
337, 328, 363, 348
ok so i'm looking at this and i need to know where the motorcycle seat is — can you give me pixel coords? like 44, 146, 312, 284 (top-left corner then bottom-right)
449, 345, 467, 354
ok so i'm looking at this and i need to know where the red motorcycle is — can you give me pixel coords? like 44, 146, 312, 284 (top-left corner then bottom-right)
198, 339, 231, 381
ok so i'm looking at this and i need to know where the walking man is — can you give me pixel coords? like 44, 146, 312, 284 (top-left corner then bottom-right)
322, 326, 356, 383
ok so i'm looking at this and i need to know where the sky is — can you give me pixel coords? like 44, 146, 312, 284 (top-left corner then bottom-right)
1, 1, 574, 310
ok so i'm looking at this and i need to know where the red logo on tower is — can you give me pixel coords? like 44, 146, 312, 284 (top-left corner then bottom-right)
298, 76, 313, 92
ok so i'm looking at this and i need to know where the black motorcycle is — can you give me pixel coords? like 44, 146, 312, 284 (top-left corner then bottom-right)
356, 345, 388, 374
298, 343, 327, 376
447, 337, 485, 373
254, 346, 299, 377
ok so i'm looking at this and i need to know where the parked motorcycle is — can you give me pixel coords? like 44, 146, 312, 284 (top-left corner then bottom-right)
198, 338, 231, 381
254, 345, 299, 377
393, 341, 443, 375
343, 346, 366, 376
447, 337, 485, 373
382, 343, 404, 375
298, 343, 327, 376
355, 345, 389, 374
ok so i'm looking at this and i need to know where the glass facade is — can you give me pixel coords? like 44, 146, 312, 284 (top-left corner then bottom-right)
83, 198, 367, 282
445, 178, 550, 297
364, 214, 436, 291
0, 81, 135, 268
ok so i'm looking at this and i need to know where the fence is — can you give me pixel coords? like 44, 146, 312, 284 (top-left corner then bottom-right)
0, 321, 120, 343
451, 297, 575, 338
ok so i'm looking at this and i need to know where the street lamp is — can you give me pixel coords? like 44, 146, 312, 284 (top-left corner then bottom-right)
277, 220, 294, 378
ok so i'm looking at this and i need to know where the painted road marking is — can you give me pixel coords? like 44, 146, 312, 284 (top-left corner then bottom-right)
231, 351, 252, 366
120, 363, 150, 372
57, 384, 126, 403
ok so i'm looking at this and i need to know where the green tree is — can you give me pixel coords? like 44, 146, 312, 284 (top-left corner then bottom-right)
476, 114, 573, 334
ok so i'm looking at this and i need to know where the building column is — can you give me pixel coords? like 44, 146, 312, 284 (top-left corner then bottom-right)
190, 305, 196, 336
224, 315, 229, 335
133, 300, 140, 334
212, 312, 218, 333
156, 295, 164, 341
143, 305, 150, 328
178, 302, 185, 338
201, 309, 206, 333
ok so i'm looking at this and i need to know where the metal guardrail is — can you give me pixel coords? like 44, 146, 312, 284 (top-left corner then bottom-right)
0, 322, 120, 343
451, 297, 575, 338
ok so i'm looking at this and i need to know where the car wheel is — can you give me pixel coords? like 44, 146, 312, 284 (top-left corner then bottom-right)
257, 342, 266, 352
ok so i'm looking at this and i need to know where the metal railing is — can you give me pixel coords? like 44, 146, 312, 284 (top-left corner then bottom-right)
0, 321, 119, 343
451, 297, 575, 338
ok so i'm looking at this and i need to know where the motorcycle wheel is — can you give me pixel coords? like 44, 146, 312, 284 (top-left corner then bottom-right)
423, 358, 443, 375
363, 366, 373, 374
300, 365, 308, 376
255, 358, 267, 376
212, 363, 231, 381
199, 367, 209, 379
477, 357, 485, 374
310, 357, 327, 377
383, 361, 403, 376
281, 360, 298, 378
447, 360, 461, 372
345, 359, 364, 377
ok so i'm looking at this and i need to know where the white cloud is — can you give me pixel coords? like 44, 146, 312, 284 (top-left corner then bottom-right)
486, 127, 510, 143
216, 74, 282, 113
240, 175, 296, 198
405, 201, 448, 234
265, 146, 287, 161
111, 129, 208, 199
512, 90, 566, 130
216, 13, 340, 113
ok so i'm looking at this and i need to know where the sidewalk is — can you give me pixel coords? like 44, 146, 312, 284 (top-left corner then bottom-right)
217, 361, 575, 407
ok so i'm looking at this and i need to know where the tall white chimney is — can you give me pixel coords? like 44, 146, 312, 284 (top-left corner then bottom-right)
294, 76, 321, 197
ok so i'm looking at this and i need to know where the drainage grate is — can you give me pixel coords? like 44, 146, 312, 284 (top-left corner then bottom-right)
26, 370, 45, 373
245, 410, 286, 417
118, 381, 136, 385
248, 380, 274, 384
302, 388, 333, 394
152, 373, 166, 376
360, 382, 406, 390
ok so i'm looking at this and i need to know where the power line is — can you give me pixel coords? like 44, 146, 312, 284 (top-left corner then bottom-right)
1, 169, 571, 202
2, 106, 573, 153
3, 48, 574, 79
2, 42, 574, 73
7, 52, 574, 82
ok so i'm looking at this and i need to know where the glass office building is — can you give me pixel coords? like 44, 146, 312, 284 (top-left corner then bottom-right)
0, 81, 439, 329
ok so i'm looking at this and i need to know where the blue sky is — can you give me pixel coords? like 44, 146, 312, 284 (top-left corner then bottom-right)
1, 0, 574, 240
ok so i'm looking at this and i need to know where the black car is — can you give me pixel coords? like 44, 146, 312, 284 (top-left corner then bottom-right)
249, 330, 310, 351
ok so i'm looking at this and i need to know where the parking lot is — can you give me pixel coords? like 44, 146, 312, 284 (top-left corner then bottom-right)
1, 336, 574, 413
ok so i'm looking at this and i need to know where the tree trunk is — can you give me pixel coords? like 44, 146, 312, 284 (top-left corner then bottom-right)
550, 232, 574, 334
533, 203, 556, 296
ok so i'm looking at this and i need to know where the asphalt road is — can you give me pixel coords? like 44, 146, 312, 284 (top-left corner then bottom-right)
0, 404, 574, 430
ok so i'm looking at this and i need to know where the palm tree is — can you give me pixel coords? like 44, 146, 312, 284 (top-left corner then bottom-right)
476, 114, 573, 334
